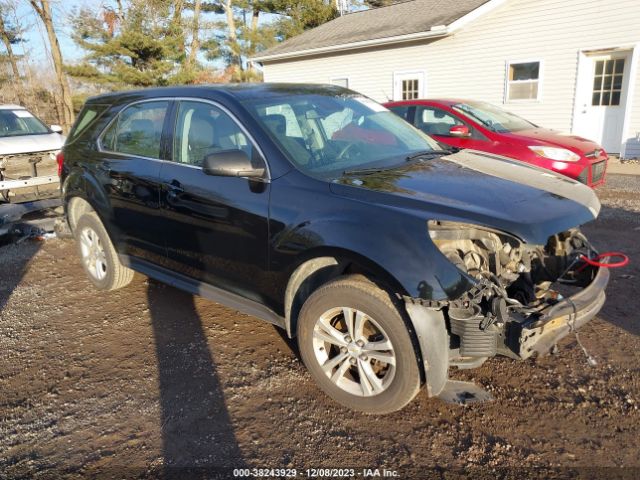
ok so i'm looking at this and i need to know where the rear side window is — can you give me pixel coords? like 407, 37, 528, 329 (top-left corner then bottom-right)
101, 101, 169, 159
67, 104, 108, 142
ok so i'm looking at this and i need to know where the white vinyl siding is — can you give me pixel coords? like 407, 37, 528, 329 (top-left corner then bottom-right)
262, 0, 640, 155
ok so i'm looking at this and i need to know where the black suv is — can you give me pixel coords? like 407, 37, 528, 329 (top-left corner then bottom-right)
60, 84, 609, 413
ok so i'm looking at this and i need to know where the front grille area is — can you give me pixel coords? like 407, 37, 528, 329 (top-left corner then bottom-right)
592, 160, 606, 184
577, 167, 588, 184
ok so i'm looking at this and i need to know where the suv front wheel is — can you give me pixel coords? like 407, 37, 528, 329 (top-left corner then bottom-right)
74, 212, 134, 291
297, 275, 422, 414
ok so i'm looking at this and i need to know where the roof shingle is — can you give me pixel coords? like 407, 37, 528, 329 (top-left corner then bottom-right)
255, 0, 489, 61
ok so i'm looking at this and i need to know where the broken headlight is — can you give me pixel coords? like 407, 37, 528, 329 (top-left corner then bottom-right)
427, 220, 527, 284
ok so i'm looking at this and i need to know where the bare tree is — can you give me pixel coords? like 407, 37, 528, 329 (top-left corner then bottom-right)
222, 0, 241, 68
28, 0, 73, 131
187, 0, 201, 69
171, 0, 185, 55
115, 0, 125, 21
0, 5, 25, 104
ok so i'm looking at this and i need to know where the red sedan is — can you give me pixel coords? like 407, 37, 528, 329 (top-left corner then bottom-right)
384, 99, 608, 187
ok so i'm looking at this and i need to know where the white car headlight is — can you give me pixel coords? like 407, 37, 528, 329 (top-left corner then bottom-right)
528, 146, 581, 162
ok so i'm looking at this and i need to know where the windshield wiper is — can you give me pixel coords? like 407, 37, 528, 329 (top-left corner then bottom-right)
405, 148, 457, 161
343, 166, 394, 175
344, 148, 459, 175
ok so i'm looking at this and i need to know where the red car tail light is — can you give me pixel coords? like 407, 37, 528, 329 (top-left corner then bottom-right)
56, 151, 64, 176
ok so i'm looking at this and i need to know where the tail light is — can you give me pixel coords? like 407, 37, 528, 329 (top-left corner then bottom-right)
56, 151, 64, 176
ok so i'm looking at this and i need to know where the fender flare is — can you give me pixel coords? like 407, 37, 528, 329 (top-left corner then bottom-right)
62, 168, 112, 229
282, 248, 405, 338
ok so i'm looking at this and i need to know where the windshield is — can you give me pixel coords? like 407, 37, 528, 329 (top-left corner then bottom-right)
0, 109, 50, 137
243, 93, 441, 176
453, 101, 536, 133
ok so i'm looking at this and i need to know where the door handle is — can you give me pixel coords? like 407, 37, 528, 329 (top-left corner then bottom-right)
165, 180, 184, 203
168, 183, 184, 194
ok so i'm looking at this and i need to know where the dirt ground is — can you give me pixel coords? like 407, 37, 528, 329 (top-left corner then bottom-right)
1, 175, 639, 479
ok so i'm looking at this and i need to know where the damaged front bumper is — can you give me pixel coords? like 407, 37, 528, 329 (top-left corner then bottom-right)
0, 150, 60, 202
514, 264, 609, 359
403, 265, 609, 404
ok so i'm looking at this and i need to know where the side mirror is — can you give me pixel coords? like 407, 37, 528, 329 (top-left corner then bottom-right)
449, 125, 471, 137
203, 150, 265, 178
50, 124, 63, 134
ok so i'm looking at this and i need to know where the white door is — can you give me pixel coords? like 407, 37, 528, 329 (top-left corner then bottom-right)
393, 71, 425, 101
573, 51, 631, 153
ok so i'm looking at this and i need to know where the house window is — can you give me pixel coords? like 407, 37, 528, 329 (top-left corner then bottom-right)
506, 61, 540, 101
330, 78, 349, 88
592, 59, 624, 106
402, 79, 420, 100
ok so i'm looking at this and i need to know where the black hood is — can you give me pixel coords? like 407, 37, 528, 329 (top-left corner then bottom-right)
330, 150, 600, 245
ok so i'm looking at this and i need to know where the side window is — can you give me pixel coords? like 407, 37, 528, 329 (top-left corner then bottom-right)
415, 106, 464, 136
388, 105, 411, 121
173, 101, 253, 167
101, 101, 168, 159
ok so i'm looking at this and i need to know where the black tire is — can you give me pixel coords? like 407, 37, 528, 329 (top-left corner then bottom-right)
297, 275, 422, 414
74, 212, 134, 291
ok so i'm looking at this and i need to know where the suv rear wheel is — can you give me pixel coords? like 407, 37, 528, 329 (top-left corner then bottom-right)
297, 275, 422, 414
75, 213, 134, 290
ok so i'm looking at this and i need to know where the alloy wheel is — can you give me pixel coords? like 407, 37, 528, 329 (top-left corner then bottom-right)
79, 226, 108, 281
312, 307, 396, 397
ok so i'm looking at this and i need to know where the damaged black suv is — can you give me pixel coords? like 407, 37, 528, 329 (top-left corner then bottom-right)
60, 84, 608, 413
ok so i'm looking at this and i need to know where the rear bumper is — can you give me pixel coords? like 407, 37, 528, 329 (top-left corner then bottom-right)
517, 264, 609, 359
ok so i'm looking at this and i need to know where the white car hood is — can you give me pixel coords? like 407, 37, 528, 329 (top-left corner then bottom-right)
0, 133, 65, 155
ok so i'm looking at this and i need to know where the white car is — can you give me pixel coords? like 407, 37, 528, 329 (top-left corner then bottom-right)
0, 105, 65, 202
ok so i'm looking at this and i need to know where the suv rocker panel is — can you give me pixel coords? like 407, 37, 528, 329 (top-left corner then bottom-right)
119, 254, 286, 328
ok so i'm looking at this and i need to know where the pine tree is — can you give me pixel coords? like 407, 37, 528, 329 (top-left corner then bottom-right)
67, 0, 186, 87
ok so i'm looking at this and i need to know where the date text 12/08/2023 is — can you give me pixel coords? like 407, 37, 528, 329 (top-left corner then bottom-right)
232, 468, 400, 478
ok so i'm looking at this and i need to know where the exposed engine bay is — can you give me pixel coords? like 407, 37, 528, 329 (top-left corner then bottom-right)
427, 220, 605, 364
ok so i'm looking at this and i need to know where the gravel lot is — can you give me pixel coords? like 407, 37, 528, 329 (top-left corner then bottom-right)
1, 174, 639, 479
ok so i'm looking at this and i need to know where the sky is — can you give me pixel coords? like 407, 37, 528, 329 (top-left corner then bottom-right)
14, 0, 233, 70
15, 0, 97, 67
13, 0, 287, 71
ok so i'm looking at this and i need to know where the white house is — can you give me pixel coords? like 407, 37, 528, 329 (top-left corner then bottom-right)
253, 0, 640, 157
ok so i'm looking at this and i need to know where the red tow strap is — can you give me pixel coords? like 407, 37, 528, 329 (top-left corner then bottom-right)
576, 252, 630, 272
